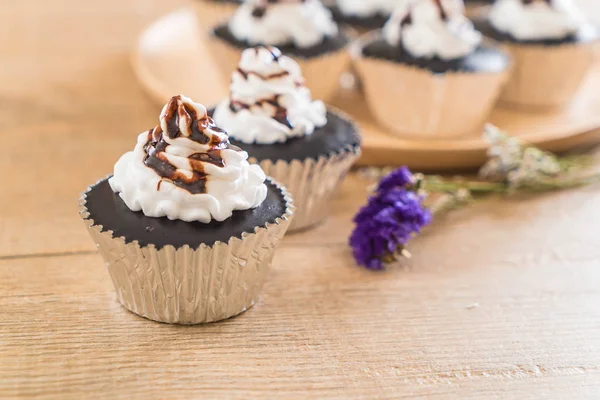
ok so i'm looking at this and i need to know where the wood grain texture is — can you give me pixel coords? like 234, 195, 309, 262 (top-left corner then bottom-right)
2, 0, 600, 399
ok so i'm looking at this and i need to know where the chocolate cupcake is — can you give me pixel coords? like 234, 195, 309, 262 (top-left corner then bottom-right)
194, 0, 242, 30
475, 0, 598, 108
212, 46, 361, 231
352, 0, 510, 139
327, 0, 398, 31
207, 0, 351, 101
80, 95, 294, 324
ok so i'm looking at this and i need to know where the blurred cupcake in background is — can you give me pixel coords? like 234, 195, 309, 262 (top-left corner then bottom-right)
475, 0, 598, 109
352, 0, 510, 139
213, 46, 362, 231
327, 0, 399, 31
81, 95, 294, 324
208, 0, 351, 100
194, 0, 241, 29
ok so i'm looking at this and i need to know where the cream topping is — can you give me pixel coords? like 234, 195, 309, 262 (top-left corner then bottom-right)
336, 0, 398, 18
109, 95, 267, 223
383, 0, 481, 60
228, 0, 339, 48
489, 0, 589, 41
213, 46, 327, 144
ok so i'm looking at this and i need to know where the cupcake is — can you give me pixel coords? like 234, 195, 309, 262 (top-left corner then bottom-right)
475, 0, 598, 108
212, 46, 361, 231
80, 95, 294, 324
352, 0, 510, 138
194, 0, 242, 29
208, 0, 351, 101
327, 0, 398, 31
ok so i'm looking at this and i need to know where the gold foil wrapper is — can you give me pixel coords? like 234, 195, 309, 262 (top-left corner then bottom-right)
254, 109, 361, 232
80, 178, 294, 325
206, 31, 351, 101
496, 41, 596, 109
351, 31, 510, 139
193, 1, 238, 33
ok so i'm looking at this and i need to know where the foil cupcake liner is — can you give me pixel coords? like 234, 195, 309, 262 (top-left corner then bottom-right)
495, 41, 596, 109
351, 30, 510, 139
254, 108, 361, 232
79, 177, 294, 325
193, 1, 239, 34
206, 29, 351, 101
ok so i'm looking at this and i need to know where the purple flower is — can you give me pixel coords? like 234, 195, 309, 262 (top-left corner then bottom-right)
377, 166, 415, 192
350, 167, 431, 270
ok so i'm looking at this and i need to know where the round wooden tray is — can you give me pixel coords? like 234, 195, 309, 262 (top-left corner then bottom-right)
132, 7, 600, 170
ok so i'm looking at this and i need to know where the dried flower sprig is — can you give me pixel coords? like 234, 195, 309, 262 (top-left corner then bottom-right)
350, 124, 600, 269
349, 167, 431, 270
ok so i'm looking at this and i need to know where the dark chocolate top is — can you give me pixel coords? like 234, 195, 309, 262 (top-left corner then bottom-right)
361, 38, 509, 74
212, 24, 349, 58
84, 178, 288, 249
474, 18, 600, 46
208, 109, 361, 162
328, 5, 389, 29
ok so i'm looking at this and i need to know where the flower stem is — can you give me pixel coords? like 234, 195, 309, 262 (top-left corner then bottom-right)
527, 173, 600, 192
421, 177, 507, 194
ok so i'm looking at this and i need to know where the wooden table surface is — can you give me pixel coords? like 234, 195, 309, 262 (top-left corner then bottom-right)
2, 1, 600, 399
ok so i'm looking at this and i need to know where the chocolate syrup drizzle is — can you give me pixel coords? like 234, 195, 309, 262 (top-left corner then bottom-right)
228, 46, 295, 129
143, 96, 239, 194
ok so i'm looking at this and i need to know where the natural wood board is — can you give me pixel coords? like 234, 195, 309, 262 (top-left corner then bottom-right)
2, 0, 600, 399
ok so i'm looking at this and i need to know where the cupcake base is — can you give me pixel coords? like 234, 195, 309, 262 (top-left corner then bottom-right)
209, 108, 361, 232
474, 20, 598, 109
256, 149, 359, 232
352, 31, 510, 139
208, 24, 351, 101
236, 110, 360, 232
327, 5, 389, 31
361, 38, 509, 74
81, 178, 294, 324
497, 42, 595, 109
228, 110, 361, 162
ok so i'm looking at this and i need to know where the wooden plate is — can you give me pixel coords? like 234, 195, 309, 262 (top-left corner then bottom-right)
132, 7, 600, 170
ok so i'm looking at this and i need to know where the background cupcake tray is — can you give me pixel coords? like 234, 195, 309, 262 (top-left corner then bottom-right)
133, 7, 600, 171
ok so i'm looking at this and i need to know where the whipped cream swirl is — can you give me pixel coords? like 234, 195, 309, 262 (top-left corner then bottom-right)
109, 95, 267, 223
213, 46, 327, 144
336, 0, 398, 18
228, 0, 339, 48
489, 0, 589, 41
383, 0, 482, 60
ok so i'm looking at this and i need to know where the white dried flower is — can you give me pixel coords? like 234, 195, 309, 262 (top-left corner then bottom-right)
480, 124, 523, 180
507, 147, 561, 189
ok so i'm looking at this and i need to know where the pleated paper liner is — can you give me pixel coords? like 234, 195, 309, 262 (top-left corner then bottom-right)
80, 177, 294, 325
351, 30, 510, 139
253, 107, 361, 232
496, 41, 597, 109
132, 7, 600, 170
